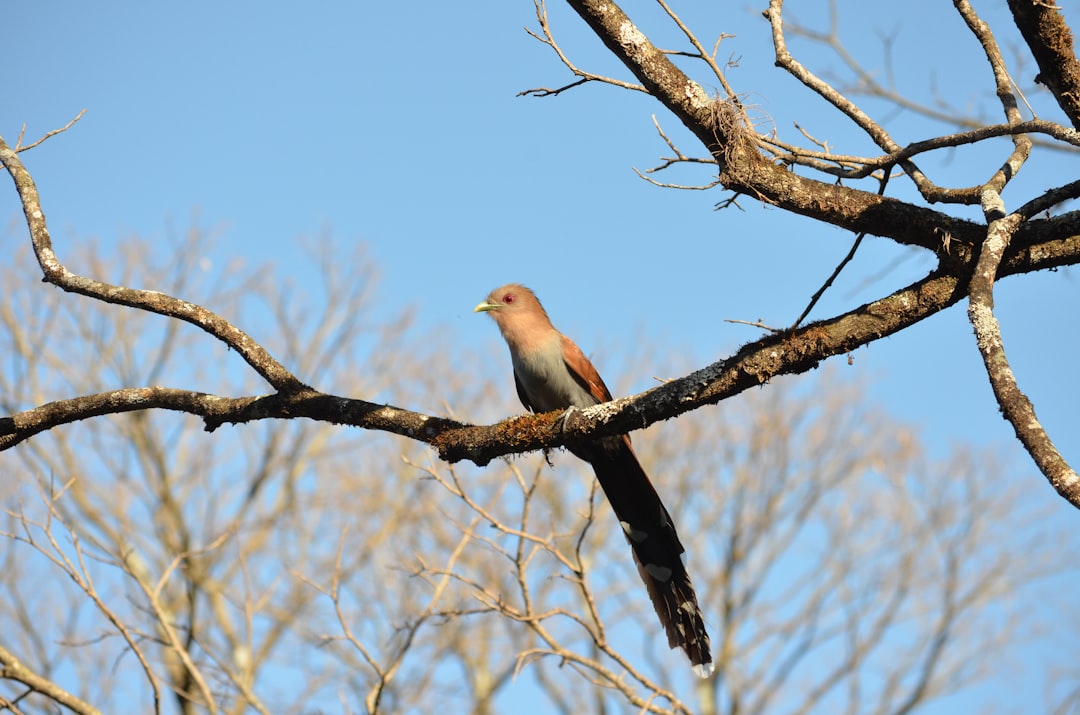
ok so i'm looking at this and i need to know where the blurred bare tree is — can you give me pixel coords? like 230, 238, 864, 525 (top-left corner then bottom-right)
0, 231, 1065, 714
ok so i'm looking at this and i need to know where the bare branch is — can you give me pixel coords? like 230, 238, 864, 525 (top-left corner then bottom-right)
764, 0, 899, 153
653, 0, 738, 99
1007, 0, 1080, 129
762, 118, 1080, 182
13, 110, 87, 153
3, 489, 163, 714
967, 191, 1080, 506
0, 135, 304, 393
517, 78, 592, 97
953, 0, 1031, 194
0, 643, 102, 715
788, 172, 892, 329
520, 0, 646, 96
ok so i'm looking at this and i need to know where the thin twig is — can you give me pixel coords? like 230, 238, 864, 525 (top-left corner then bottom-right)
15, 110, 87, 152
790, 173, 891, 329
520, 0, 646, 96
789, 233, 865, 331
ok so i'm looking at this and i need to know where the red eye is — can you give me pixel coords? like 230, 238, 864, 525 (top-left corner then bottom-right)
503, 293, 514, 304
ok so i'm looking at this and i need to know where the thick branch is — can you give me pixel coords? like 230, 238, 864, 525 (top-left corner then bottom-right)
439, 275, 946, 464
0, 387, 465, 453
559, 0, 1080, 285
561, 0, 1029, 259
0, 643, 102, 715
967, 194, 1080, 507
1008, 0, 1080, 129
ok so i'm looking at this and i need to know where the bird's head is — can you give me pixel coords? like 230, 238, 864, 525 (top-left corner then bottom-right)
473, 284, 542, 318
473, 284, 555, 346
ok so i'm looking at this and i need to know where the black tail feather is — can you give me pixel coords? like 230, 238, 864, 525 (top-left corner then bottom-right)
580, 436, 713, 677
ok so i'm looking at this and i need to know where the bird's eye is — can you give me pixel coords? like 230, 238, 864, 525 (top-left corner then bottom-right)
502, 293, 514, 304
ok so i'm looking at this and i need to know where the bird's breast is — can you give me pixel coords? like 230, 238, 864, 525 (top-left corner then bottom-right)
511, 343, 598, 412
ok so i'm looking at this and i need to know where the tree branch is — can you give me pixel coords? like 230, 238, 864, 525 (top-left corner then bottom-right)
0, 643, 102, 715
967, 190, 1080, 507
0, 136, 305, 394
1008, 0, 1080, 129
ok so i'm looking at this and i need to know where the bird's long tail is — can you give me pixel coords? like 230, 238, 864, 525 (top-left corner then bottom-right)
581, 435, 714, 678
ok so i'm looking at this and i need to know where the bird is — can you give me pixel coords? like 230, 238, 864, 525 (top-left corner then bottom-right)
474, 284, 714, 678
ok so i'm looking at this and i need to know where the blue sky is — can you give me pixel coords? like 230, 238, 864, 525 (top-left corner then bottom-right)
3, 1, 1079, 712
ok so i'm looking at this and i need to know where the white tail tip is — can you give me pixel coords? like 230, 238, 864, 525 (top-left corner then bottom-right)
692, 661, 715, 679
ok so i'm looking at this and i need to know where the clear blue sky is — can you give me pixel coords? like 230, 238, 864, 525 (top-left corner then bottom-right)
3, 2, 1078, 712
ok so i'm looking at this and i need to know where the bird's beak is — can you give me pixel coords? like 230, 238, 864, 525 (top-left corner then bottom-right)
473, 301, 499, 314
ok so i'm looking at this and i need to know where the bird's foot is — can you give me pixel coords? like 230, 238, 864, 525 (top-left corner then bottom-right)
554, 405, 582, 435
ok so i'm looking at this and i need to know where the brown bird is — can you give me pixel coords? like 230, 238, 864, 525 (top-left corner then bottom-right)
474, 284, 713, 678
